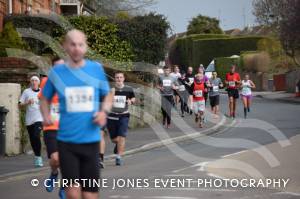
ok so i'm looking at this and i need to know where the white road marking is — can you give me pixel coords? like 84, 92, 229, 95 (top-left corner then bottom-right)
221, 150, 248, 158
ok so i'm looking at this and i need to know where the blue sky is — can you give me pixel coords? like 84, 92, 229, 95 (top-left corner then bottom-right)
146, 0, 256, 34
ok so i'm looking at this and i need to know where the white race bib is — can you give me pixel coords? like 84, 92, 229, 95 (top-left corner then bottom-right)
163, 79, 172, 87
213, 86, 219, 92
113, 95, 127, 108
189, 78, 194, 84
65, 87, 94, 112
194, 90, 203, 97
50, 104, 60, 121
179, 85, 185, 91
229, 81, 236, 87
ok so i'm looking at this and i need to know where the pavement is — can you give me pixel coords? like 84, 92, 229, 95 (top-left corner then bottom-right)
0, 91, 298, 178
1, 94, 299, 199
253, 91, 300, 104
0, 99, 235, 179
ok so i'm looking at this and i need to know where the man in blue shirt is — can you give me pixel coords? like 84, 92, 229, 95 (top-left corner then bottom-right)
40, 29, 111, 199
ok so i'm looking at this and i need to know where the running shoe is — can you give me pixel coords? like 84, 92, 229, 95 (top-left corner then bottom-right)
34, 156, 43, 167
59, 187, 66, 199
45, 172, 58, 192
99, 160, 105, 169
116, 157, 123, 166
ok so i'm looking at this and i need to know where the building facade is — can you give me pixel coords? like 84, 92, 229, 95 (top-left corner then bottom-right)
0, 0, 61, 31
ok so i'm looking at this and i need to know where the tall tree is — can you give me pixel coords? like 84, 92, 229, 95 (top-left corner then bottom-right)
187, 14, 223, 35
253, 0, 300, 65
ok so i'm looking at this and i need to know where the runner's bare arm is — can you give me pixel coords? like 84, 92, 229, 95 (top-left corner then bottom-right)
40, 95, 53, 126
93, 91, 113, 126
250, 80, 256, 89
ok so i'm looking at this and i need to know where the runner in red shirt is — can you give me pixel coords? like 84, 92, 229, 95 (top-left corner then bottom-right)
38, 57, 66, 198
225, 65, 241, 118
191, 73, 210, 128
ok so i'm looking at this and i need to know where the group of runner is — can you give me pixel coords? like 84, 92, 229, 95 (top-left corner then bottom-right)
18, 28, 256, 199
158, 64, 256, 128
19, 29, 135, 199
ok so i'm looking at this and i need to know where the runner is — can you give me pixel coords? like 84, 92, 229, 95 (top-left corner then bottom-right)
208, 71, 223, 118
38, 57, 65, 197
170, 65, 182, 108
191, 73, 209, 128
107, 71, 135, 166
157, 66, 177, 128
40, 29, 111, 199
99, 129, 106, 169
240, 74, 256, 118
19, 75, 43, 167
185, 66, 194, 115
198, 64, 209, 105
177, 73, 189, 117
225, 65, 241, 119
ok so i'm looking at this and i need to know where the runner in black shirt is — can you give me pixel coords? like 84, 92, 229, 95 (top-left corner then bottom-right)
107, 71, 135, 166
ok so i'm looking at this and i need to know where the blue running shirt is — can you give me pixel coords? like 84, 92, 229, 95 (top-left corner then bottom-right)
42, 59, 110, 143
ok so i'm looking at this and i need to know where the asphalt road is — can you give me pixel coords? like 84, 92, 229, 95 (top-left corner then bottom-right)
0, 95, 299, 199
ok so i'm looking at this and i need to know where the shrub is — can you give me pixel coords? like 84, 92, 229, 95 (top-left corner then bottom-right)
215, 57, 241, 81
242, 52, 270, 73
115, 12, 170, 64
0, 22, 28, 57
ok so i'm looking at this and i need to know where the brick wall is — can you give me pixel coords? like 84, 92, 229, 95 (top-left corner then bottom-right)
0, 0, 7, 31
1, 0, 61, 31
0, 57, 39, 85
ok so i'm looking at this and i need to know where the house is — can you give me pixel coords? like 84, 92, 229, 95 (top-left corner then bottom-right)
0, 0, 61, 31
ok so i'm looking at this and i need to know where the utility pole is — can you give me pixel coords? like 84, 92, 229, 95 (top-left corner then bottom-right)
242, 7, 246, 28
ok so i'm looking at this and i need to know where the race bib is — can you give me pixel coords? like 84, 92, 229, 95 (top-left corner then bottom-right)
50, 104, 60, 122
65, 87, 94, 112
229, 81, 236, 87
213, 86, 219, 92
163, 79, 172, 87
189, 78, 194, 84
179, 85, 185, 91
113, 95, 127, 108
194, 90, 203, 97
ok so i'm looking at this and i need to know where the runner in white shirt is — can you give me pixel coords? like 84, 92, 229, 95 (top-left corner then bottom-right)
19, 75, 43, 167
240, 74, 255, 118
170, 65, 182, 108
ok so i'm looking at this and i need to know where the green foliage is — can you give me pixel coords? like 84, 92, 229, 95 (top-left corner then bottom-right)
115, 12, 170, 64
0, 22, 28, 57
187, 14, 223, 35
215, 57, 241, 81
5, 15, 63, 55
169, 34, 230, 70
174, 36, 278, 70
54, 16, 134, 64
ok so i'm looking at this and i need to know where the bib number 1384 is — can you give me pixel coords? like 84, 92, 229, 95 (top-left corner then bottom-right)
65, 87, 94, 112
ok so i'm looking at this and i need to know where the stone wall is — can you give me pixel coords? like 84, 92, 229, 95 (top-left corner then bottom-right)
0, 83, 21, 155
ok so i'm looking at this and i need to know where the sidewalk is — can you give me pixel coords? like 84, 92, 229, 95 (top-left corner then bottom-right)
253, 91, 300, 104
219, 89, 300, 104
0, 110, 233, 178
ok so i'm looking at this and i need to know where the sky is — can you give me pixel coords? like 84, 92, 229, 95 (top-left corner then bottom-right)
146, 0, 257, 34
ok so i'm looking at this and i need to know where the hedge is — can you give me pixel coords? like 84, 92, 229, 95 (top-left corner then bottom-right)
170, 34, 230, 70
215, 57, 241, 81
174, 36, 279, 70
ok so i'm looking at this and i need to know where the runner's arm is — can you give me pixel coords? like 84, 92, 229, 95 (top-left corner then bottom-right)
40, 95, 53, 126
250, 80, 256, 89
